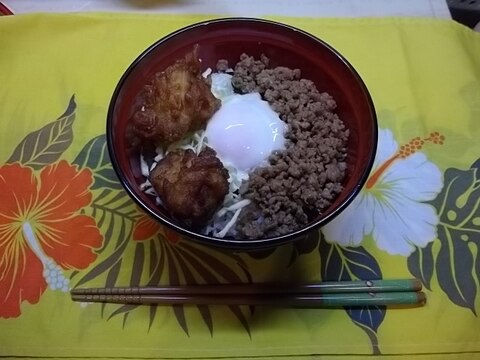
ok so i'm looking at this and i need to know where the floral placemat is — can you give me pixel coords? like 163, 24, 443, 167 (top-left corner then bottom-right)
0, 13, 479, 359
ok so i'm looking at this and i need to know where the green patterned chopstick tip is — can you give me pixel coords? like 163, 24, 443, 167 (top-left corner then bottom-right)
307, 278, 422, 293
356, 278, 423, 292
319, 291, 426, 307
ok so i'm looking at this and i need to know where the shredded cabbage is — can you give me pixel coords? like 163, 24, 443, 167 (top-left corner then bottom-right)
140, 154, 149, 177
215, 207, 243, 238
201, 67, 212, 78
210, 73, 235, 102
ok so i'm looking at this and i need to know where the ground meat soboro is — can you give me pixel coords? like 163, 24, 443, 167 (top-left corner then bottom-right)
232, 54, 349, 239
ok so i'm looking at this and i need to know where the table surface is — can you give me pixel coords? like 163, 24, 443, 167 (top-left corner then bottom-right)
3, 0, 452, 18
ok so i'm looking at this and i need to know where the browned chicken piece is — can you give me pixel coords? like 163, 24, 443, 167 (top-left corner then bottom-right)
150, 147, 229, 228
130, 45, 220, 147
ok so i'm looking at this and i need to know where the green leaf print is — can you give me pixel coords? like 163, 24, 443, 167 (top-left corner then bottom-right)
319, 234, 385, 355
431, 159, 480, 313
7, 95, 76, 169
436, 226, 476, 313
407, 243, 434, 290
408, 159, 480, 313
73, 134, 123, 190
72, 188, 137, 287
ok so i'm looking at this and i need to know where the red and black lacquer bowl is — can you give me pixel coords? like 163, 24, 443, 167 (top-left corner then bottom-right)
106, 18, 378, 250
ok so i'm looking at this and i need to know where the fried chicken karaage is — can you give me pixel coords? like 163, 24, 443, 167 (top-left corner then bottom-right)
149, 147, 229, 228
130, 45, 220, 147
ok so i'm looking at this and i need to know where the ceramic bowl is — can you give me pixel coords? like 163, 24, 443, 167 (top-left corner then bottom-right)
106, 18, 378, 249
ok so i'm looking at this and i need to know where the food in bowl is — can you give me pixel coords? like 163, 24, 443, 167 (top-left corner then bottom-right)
107, 18, 378, 249
149, 147, 229, 228
129, 45, 220, 147
128, 46, 348, 240
231, 54, 348, 239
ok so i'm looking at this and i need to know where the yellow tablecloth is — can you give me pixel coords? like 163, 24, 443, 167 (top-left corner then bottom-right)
0, 13, 479, 359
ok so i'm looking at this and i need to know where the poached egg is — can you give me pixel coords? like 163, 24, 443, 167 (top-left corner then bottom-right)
206, 74, 286, 172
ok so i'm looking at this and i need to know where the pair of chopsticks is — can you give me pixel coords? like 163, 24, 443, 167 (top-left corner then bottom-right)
71, 279, 425, 307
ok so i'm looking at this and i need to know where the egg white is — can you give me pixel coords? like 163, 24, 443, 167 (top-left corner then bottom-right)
207, 74, 287, 173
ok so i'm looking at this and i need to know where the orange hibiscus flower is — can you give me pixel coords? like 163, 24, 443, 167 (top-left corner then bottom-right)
133, 213, 181, 244
0, 160, 103, 318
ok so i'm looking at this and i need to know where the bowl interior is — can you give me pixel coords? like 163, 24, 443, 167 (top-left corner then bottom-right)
108, 18, 377, 248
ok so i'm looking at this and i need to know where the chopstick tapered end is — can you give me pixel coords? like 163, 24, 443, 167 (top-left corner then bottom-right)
417, 291, 427, 305
411, 279, 423, 292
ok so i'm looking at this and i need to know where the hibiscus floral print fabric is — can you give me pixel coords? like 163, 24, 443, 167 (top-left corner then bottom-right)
0, 98, 103, 318
0, 161, 102, 318
1, 92, 477, 354
323, 129, 444, 256
1, 14, 480, 358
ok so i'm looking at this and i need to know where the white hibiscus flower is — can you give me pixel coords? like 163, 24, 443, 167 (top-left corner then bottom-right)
322, 128, 444, 256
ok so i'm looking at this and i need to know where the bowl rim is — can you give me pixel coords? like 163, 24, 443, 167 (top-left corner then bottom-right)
106, 17, 378, 249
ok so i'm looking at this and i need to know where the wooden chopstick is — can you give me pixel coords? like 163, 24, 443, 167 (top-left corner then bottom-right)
70, 279, 422, 296
71, 291, 426, 307
70, 279, 425, 307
